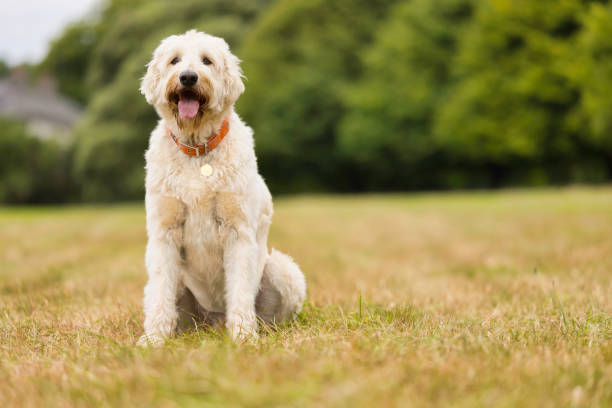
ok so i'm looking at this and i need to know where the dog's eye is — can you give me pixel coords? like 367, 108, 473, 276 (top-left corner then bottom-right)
170, 57, 180, 65
202, 57, 212, 65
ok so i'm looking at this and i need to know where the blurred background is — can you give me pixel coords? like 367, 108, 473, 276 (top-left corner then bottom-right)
2, 0, 612, 203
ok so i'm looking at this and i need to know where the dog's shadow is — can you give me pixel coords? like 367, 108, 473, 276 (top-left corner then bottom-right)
175, 286, 284, 335
175, 288, 225, 333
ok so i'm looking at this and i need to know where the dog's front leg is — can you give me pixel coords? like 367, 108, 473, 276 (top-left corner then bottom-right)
138, 238, 182, 346
224, 231, 261, 341
138, 195, 186, 346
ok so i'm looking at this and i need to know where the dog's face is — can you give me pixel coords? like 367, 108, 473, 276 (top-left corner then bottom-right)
141, 30, 245, 129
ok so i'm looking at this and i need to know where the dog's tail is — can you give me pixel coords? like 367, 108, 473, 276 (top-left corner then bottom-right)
256, 249, 306, 323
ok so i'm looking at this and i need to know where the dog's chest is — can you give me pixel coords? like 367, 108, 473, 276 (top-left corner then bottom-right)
165, 166, 246, 312
180, 202, 227, 311
164, 156, 223, 200
147, 135, 251, 311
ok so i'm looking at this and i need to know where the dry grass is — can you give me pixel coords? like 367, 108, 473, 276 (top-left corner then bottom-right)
0, 188, 610, 407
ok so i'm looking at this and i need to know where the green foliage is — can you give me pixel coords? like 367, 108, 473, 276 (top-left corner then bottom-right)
30, 0, 612, 200
574, 4, 612, 157
433, 0, 586, 186
37, 22, 98, 103
0, 59, 9, 78
0, 117, 74, 203
238, 0, 399, 192
337, 0, 612, 189
339, 0, 475, 189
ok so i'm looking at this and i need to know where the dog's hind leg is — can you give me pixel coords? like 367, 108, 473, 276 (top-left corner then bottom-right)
255, 249, 306, 324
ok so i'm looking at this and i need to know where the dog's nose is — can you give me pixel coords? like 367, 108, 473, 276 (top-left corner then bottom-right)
179, 70, 198, 87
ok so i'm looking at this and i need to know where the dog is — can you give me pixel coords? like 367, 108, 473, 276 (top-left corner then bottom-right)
138, 30, 306, 345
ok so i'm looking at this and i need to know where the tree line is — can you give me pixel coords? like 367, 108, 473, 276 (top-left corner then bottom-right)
2, 0, 612, 202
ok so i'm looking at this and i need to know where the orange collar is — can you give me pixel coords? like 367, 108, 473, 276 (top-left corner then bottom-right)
167, 117, 229, 157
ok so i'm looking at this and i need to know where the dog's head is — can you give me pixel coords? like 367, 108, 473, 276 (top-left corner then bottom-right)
140, 30, 244, 129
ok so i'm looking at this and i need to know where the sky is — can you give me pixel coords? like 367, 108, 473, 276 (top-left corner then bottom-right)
0, 0, 100, 65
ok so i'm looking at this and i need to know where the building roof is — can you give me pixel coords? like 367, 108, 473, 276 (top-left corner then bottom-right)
0, 69, 82, 135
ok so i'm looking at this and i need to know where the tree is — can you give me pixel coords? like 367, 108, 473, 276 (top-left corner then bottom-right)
339, 0, 475, 189
37, 22, 97, 104
31, 0, 612, 200
238, 0, 399, 192
570, 2, 612, 181
433, 0, 603, 186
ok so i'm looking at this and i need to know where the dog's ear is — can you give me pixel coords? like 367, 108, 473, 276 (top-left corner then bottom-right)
140, 59, 162, 105
221, 46, 245, 108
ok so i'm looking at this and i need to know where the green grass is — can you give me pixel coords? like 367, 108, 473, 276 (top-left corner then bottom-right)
0, 187, 611, 407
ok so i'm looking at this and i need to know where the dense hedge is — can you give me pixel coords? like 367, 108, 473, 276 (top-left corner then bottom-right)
24, 0, 612, 201
0, 117, 75, 203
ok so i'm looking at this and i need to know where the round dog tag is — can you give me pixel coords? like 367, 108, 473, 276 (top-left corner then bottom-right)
200, 164, 213, 177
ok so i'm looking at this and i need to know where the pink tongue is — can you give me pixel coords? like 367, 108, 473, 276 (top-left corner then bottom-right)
178, 99, 200, 118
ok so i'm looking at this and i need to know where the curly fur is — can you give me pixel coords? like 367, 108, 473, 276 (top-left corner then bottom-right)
138, 30, 306, 345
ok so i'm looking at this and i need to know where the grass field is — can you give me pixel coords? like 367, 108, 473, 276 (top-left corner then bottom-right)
0, 188, 611, 407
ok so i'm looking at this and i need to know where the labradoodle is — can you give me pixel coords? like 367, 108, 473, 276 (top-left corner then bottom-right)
138, 30, 306, 345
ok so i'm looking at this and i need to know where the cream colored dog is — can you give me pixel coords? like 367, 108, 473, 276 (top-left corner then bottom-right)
138, 30, 306, 345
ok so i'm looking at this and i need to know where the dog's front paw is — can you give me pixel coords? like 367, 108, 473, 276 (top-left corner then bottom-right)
137, 333, 167, 347
139, 312, 177, 347
226, 312, 258, 343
